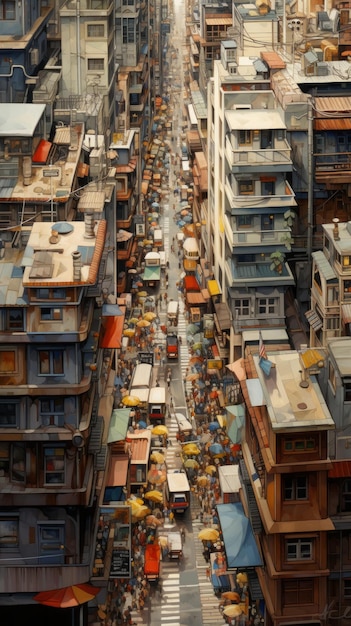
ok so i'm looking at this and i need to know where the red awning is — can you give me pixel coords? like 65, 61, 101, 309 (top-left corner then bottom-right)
184, 275, 200, 291
100, 315, 124, 348
329, 460, 351, 478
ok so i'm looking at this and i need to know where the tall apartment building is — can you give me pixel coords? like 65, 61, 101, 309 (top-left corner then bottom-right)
208, 44, 296, 360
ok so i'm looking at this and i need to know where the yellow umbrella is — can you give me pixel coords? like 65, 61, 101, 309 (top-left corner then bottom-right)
198, 528, 219, 542
127, 500, 143, 515
184, 458, 199, 469
123, 328, 136, 337
137, 319, 151, 328
144, 312, 157, 321
197, 475, 209, 486
152, 425, 168, 436
121, 395, 141, 407
133, 505, 151, 519
183, 444, 200, 456
129, 317, 140, 325
150, 451, 165, 464
205, 465, 217, 475
144, 490, 164, 503
223, 605, 243, 618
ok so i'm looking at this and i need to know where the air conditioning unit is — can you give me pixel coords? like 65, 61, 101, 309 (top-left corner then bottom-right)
30, 48, 39, 66
316, 62, 328, 76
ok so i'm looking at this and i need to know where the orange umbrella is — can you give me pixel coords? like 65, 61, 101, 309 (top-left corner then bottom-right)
34, 583, 100, 608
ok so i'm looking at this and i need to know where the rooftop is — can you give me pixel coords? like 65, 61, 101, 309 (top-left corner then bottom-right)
252, 351, 334, 432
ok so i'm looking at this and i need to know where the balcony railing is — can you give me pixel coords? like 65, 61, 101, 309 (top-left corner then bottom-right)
225, 178, 296, 209
225, 137, 291, 168
315, 152, 351, 172
230, 228, 291, 247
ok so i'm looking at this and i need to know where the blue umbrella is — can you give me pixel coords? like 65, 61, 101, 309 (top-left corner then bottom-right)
138, 420, 147, 429
209, 421, 220, 432
177, 220, 186, 227
183, 214, 193, 223
209, 443, 224, 455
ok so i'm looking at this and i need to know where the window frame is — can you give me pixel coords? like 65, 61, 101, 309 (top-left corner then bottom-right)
38, 349, 64, 376
40, 307, 63, 322
44, 446, 66, 485
87, 58, 105, 72
0, 349, 17, 374
86, 22, 105, 38
283, 475, 308, 501
39, 398, 65, 427
0, 1, 16, 20
0, 515, 19, 550
286, 537, 313, 561
6, 308, 24, 330
0, 400, 19, 427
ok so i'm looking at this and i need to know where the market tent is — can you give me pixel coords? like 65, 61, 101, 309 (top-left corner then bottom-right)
217, 503, 262, 569
107, 408, 131, 443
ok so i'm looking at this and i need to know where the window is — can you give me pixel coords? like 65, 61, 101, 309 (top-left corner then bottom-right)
258, 298, 276, 315
341, 479, 351, 512
234, 299, 250, 316
286, 538, 313, 561
38, 350, 64, 376
0, 400, 19, 427
237, 216, 253, 228
37, 522, 65, 564
344, 379, 351, 402
261, 180, 275, 195
6, 309, 23, 330
283, 475, 308, 500
345, 579, 351, 598
0, 443, 9, 479
123, 18, 135, 44
0, 516, 19, 548
0, 350, 16, 373
261, 214, 274, 231
238, 180, 254, 195
40, 308, 62, 321
284, 437, 316, 452
88, 58, 104, 72
36, 288, 66, 300
0, 1, 15, 20
40, 399, 65, 427
343, 256, 350, 267
283, 578, 313, 605
11, 443, 25, 483
238, 130, 251, 146
44, 447, 65, 484
87, 23, 105, 37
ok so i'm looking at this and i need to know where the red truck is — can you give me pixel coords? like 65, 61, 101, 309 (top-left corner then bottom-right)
144, 543, 161, 582
166, 333, 178, 359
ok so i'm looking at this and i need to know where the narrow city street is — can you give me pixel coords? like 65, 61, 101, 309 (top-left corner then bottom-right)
125, 1, 228, 625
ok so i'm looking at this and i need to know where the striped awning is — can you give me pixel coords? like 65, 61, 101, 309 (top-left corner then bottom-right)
305, 309, 323, 331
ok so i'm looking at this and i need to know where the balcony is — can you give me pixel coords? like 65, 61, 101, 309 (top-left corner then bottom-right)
225, 178, 296, 211
229, 228, 292, 249
225, 137, 292, 171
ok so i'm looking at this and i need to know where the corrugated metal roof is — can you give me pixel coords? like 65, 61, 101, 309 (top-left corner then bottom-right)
305, 309, 323, 331
253, 58, 268, 73
315, 118, 351, 131
312, 250, 337, 281
0, 178, 16, 198
315, 96, 351, 114
329, 460, 351, 478
205, 17, 232, 26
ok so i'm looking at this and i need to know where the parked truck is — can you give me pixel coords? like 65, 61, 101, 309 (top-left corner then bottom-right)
144, 543, 161, 582
165, 470, 190, 514
158, 529, 183, 560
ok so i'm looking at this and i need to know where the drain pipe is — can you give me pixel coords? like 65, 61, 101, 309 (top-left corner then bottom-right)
76, 0, 82, 94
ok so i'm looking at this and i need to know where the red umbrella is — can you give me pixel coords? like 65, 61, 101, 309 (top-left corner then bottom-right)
34, 583, 100, 608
